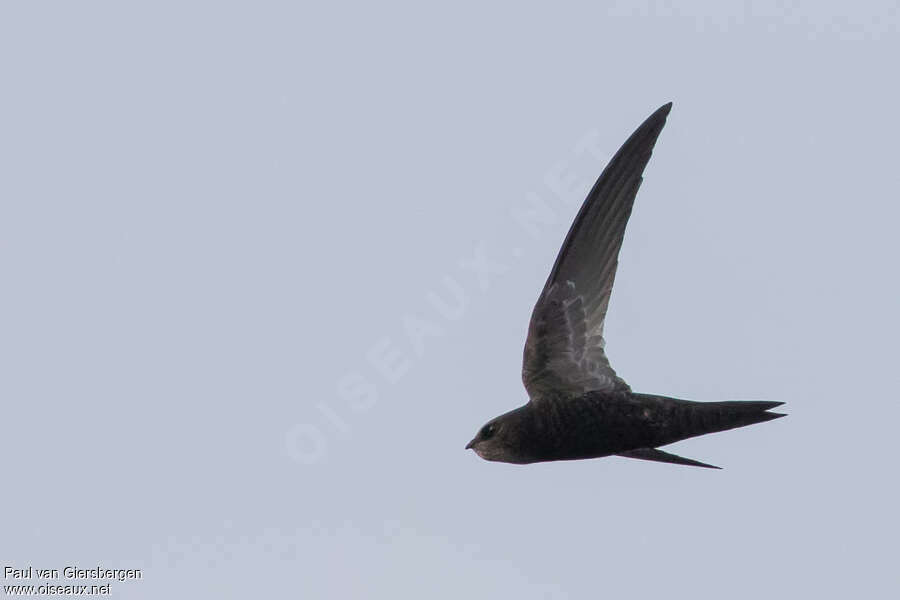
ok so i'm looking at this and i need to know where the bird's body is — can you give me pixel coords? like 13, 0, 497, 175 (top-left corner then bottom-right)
466, 103, 785, 469
469, 394, 783, 467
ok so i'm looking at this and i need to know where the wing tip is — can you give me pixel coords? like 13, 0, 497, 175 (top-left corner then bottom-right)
632, 101, 673, 147
618, 447, 722, 469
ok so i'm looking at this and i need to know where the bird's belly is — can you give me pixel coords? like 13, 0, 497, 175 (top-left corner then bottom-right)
531, 395, 663, 462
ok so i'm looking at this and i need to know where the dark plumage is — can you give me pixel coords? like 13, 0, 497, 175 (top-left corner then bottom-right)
466, 103, 785, 469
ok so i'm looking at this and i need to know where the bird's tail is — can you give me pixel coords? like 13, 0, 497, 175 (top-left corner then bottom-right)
646, 397, 786, 446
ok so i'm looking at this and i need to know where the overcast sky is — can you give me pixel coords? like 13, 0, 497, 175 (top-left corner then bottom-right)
2, 2, 899, 598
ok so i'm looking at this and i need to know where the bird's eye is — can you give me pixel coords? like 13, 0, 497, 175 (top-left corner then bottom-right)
481, 424, 496, 439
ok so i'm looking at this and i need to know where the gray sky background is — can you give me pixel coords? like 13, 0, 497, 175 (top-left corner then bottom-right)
2, 2, 899, 598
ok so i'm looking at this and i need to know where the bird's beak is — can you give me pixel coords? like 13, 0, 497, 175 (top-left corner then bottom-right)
465, 438, 476, 450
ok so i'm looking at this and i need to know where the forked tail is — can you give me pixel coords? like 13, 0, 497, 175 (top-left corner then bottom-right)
617, 397, 786, 469
684, 400, 785, 436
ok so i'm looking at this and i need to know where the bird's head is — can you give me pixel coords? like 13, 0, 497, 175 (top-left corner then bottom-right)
465, 406, 532, 464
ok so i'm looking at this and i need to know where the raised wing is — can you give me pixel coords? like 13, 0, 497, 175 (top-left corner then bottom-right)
522, 103, 671, 399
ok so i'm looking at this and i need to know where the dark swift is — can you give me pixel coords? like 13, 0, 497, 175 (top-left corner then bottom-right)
465, 103, 784, 469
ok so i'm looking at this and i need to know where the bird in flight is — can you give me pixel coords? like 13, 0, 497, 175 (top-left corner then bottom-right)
465, 103, 784, 469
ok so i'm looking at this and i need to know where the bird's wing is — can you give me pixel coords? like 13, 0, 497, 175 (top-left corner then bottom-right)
617, 448, 721, 469
522, 103, 671, 399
